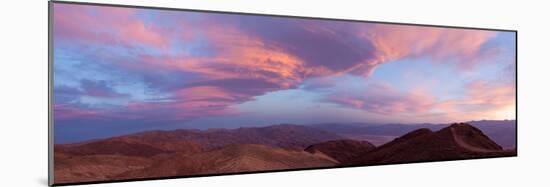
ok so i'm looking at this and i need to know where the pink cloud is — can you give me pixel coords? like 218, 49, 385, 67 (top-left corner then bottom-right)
327, 80, 514, 122
327, 83, 437, 115
54, 4, 169, 48
173, 86, 246, 112
54, 104, 101, 120
119, 85, 254, 121
347, 24, 498, 76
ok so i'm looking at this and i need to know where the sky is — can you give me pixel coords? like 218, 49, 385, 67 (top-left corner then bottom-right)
52, 3, 516, 143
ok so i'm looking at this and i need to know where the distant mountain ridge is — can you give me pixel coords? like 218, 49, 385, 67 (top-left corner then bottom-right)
309, 120, 516, 148
56, 124, 343, 156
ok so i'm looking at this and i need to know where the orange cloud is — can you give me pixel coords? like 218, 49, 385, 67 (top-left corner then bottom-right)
327, 80, 514, 123
436, 80, 516, 121
134, 22, 311, 91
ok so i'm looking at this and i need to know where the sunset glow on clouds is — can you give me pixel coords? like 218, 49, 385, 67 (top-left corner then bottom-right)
53, 4, 516, 142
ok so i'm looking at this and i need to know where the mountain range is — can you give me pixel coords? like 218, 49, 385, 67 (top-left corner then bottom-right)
54, 120, 516, 184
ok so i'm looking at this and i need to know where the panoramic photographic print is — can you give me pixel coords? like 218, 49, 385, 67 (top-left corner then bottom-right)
51, 2, 517, 185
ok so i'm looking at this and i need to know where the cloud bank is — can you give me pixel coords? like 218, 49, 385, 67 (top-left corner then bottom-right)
53, 3, 516, 132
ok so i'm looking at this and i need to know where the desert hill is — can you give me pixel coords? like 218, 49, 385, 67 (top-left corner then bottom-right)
53, 124, 342, 184
115, 144, 338, 180
344, 123, 515, 165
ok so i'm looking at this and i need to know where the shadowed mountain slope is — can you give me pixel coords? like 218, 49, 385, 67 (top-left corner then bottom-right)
310, 120, 516, 148
344, 123, 515, 165
305, 139, 376, 163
